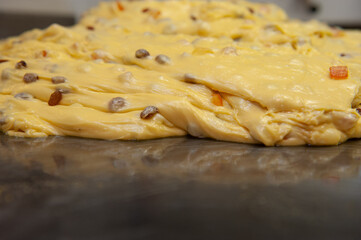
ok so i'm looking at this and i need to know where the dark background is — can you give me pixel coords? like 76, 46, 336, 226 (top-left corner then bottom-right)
0, 13, 74, 39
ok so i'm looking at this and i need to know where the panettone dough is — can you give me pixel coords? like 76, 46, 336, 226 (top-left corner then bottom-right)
0, 0, 361, 146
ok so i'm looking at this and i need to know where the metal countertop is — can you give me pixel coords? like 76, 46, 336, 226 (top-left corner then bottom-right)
0, 135, 360, 240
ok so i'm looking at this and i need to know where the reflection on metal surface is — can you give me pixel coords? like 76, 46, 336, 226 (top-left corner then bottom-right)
0, 135, 361, 239
1, 135, 360, 185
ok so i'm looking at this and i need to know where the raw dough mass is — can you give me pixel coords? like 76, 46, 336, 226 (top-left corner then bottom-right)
0, 0, 361, 146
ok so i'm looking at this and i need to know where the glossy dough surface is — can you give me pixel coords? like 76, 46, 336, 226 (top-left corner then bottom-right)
1, 0, 361, 146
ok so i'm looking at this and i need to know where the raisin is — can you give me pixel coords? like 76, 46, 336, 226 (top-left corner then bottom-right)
135, 49, 150, 59
15, 60, 27, 69
155, 54, 171, 64
108, 97, 126, 112
51, 76, 67, 84
140, 106, 159, 119
23, 73, 39, 83
48, 90, 62, 106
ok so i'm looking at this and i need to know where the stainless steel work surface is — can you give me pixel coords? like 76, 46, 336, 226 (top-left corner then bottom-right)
0, 135, 360, 239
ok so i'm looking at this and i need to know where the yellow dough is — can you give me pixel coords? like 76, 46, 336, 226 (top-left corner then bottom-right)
0, 0, 361, 146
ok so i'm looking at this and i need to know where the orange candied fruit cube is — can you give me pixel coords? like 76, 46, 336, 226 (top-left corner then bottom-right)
116, 1, 124, 11
329, 66, 348, 80
212, 92, 223, 106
